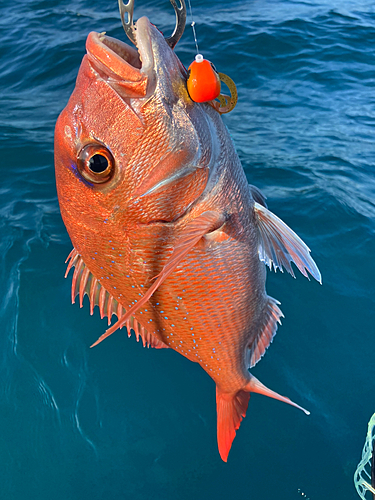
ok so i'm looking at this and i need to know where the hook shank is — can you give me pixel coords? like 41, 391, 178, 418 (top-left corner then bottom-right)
118, 0, 186, 49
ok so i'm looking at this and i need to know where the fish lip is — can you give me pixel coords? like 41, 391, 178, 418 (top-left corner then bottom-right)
85, 17, 155, 89
133, 17, 154, 76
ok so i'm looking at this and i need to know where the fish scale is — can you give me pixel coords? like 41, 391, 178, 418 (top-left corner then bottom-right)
55, 15, 320, 462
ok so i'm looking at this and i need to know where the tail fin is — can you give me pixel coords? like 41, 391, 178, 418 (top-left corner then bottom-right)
245, 375, 310, 415
216, 387, 250, 462
216, 376, 309, 462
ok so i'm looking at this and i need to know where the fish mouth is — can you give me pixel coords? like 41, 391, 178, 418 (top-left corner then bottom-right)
86, 17, 155, 98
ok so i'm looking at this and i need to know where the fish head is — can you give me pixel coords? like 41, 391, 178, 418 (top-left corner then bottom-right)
55, 16, 215, 249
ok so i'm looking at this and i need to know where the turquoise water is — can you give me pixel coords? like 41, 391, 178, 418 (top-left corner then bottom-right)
1, 0, 375, 498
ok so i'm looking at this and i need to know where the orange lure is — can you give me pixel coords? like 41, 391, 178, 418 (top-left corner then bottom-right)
187, 54, 221, 102
54, 10, 321, 461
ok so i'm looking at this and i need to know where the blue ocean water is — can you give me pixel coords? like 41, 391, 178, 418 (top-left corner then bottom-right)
1, 0, 375, 498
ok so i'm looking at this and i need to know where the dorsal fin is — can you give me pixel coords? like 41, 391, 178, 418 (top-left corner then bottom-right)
247, 297, 283, 368
64, 249, 168, 349
254, 202, 322, 283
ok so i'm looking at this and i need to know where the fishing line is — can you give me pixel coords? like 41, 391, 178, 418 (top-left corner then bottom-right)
187, 0, 199, 54
185, 0, 238, 113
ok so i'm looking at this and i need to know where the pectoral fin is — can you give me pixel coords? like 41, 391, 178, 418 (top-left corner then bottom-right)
249, 184, 267, 207
91, 211, 225, 347
254, 201, 321, 283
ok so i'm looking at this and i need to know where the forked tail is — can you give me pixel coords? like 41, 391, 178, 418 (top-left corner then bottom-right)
216, 375, 309, 462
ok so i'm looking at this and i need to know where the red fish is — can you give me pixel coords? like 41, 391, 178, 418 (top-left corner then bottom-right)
54, 7, 321, 461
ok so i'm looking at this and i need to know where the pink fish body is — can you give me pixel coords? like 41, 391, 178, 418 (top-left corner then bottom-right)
54, 15, 321, 461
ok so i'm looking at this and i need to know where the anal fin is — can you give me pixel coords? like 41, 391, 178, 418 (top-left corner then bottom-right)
254, 201, 321, 283
248, 297, 283, 368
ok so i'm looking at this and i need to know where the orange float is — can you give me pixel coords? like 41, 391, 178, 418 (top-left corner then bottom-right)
187, 54, 221, 103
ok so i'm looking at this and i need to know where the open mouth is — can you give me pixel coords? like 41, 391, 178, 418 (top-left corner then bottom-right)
85, 17, 154, 96
101, 35, 142, 71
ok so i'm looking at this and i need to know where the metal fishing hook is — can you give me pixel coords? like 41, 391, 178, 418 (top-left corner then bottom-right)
118, 0, 186, 49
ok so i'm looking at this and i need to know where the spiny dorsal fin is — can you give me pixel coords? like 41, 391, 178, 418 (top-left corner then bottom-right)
248, 297, 283, 368
64, 249, 168, 349
254, 201, 322, 283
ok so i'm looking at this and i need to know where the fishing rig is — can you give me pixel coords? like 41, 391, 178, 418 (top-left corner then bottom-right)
118, 0, 238, 113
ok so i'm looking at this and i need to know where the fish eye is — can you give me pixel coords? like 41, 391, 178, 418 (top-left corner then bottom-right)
89, 154, 108, 173
77, 144, 115, 184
